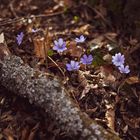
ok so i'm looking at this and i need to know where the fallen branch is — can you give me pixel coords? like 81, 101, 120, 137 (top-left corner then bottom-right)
0, 11, 65, 26
0, 43, 121, 140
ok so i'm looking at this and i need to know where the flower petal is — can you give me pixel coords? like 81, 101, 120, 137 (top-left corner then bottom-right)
58, 38, 63, 46
53, 45, 58, 50
54, 40, 58, 46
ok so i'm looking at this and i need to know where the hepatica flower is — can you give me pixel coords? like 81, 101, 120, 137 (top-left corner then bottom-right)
75, 35, 86, 43
53, 38, 67, 53
16, 32, 24, 45
80, 54, 93, 65
66, 60, 80, 71
118, 65, 130, 74
112, 53, 125, 66
32, 28, 39, 33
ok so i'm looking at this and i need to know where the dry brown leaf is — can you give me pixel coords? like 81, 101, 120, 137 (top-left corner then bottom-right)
33, 36, 45, 58
103, 54, 112, 63
104, 32, 117, 42
0, 33, 11, 60
100, 65, 116, 86
78, 70, 88, 87
80, 84, 98, 99
0, 133, 4, 139
86, 107, 98, 114
3, 128, 14, 140
123, 125, 128, 133
125, 76, 140, 85
129, 38, 138, 46
21, 126, 29, 140
89, 35, 105, 49
94, 4, 107, 19
0, 115, 13, 122
67, 41, 83, 58
0, 111, 13, 122
105, 105, 115, 131
91, 35, 104, 45
0, 43, 11, 60
123, 116, 140, 129
77, 70, 98, 99
80, 85, 91, 99
27, 123, 40, 140
72, 24, 90, 35
54, 0, 75, 8
0, 33, 4, 43
0, 97, 5, 105
33, 34, 50, 60
77, 70, 89, 99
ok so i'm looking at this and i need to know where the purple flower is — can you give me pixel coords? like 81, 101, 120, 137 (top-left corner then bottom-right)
66, 61, 80, 71
80, 54, 93, 65
53, 38, 67, 53
16, 32, 24, 45
118, 65, 130, 74
112, 53, 125, 66
75, 35, 86, 43
32, 28, 39, 33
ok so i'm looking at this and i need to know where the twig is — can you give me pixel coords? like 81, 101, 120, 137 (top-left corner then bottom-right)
0, 11, 65, 26
9, 0, 18, 18
47, 56, 65, 77
82, 3, 112, 28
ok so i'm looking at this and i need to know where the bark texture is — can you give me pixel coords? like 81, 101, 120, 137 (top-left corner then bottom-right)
0, 46, 121, 140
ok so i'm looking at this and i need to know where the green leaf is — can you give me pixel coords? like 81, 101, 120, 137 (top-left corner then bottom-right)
47, 50, 54, 56
74, 16, 79, 22
92, 52, 105, 66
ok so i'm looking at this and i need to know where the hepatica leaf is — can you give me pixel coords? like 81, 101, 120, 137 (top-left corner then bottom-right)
47, 49, 54, 56
92, 52, 105, 66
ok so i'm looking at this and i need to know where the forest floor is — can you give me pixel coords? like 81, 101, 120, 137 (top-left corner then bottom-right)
0, 0, 140, 140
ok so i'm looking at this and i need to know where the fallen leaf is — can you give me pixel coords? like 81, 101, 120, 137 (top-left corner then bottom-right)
104, 32, 117, 42
0, 111, 13, 122
27, 123, 40, 140
67, 41, 83, 58
89, 35, 104, 49
21, 126, 29, 140
0, 43, 11, 60
123, 125, 128, 133
100, 65, 117, 86
125, 76, 140, 85
3, 128, 14, 140
105, 105, 115, 131
54, 0, 75, 8
0, 33, 11, 60
78, 70, 88, 87
0, 33, 4, 43
33, 36, 46, 59
103, 53, 112, 63
80, 85, 91, 99
86, 107, 98, 114
72, 24, 90, 35
129, 38, 138, 46
0, 133, 4, 139
123, 116, 140, 129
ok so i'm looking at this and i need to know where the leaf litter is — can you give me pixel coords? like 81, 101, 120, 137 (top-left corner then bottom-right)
0, 0, 140, 140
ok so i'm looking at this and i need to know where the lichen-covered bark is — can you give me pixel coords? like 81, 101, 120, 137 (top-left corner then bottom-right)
0, 55, 121, 140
